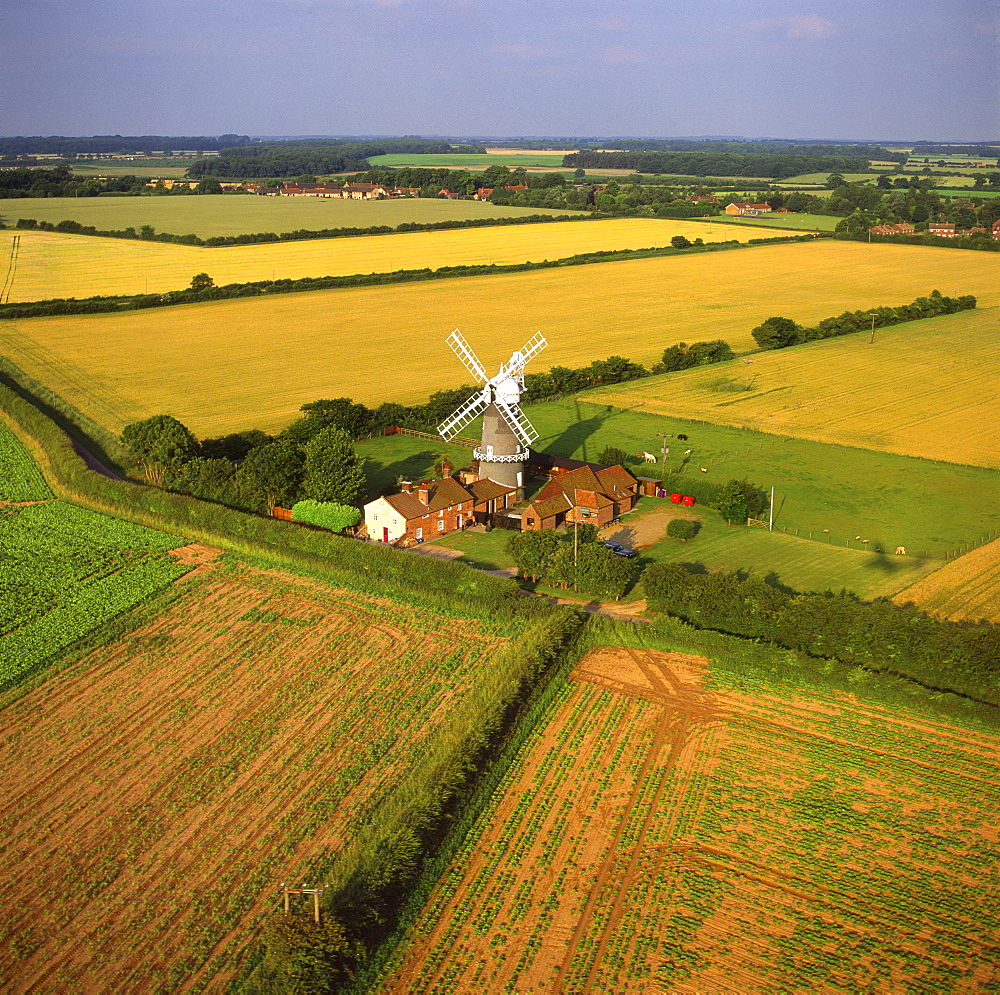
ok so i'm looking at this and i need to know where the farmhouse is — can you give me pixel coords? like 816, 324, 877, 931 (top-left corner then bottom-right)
926, 222, 959, 237
363, 474, 516, 544
521, 464, 640, 531
869, 223, 917, 235
725, 202, 773, 216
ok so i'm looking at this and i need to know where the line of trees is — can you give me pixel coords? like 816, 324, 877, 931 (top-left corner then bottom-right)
185, 139, 480, 179
119, 413, 367, 515
0, 135, 252, 156
1, 233, 819, 320
643, 564, 1000, 706
10, 210, 593, 249
751, 290, 977, 350
576, 139, 906, 161
563, 150, 872, 178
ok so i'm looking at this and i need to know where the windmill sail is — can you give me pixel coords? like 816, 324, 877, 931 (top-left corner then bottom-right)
438, 389, 490, 440
494, 400, 538, 447
446, 329, 488, 384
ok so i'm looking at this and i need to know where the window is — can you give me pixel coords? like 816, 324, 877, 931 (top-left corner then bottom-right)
372, 514, 378, 521
439, 509, 444, 517
416, 527, 423, 540
437, 519, 445, 532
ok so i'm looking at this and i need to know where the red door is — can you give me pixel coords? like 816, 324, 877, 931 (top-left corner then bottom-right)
383, 527, 389, 543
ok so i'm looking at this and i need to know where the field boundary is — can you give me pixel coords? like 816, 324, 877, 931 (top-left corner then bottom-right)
0, 233, 826, 320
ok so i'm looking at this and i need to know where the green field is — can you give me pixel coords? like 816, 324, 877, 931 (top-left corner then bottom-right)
0, 194, 571, 238
520, 397, 1000, 557
587, 307, 1000, 471
0, 421, 52, 501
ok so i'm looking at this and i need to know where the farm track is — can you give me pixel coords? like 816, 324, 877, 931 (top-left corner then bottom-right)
382, 646, 1000, 992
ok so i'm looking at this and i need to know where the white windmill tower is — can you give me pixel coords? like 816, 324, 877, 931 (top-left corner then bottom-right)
438, 329, 547, 492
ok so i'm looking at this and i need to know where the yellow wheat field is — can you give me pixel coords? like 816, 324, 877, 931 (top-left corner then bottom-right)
588, 305, 1000, 470
894, 538, 1000, 622
1, 240, 997, 438
0, 219, 794, 302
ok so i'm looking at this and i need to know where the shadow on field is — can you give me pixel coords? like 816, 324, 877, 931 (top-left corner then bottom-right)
862, 538, 920, 573
540, 400, 646, 463
364, 449, 441, 500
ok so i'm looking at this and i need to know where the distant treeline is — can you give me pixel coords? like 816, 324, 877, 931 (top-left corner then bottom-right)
0, 135, 252, 156
0, 167, 149, 199
644, 564, 1000, 707
585, 139, 906, 161
910, 143, 1000, 158
185, 139, 479, 179
751, 290, 977, 349
837, 229, 1000, 253
11, 211, 596, 247
0, 234, 821, 320
563, 150, 872, 177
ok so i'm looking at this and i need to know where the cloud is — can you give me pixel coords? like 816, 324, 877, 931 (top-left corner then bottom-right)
747, 14, 835, 40
596, 44, 648, 65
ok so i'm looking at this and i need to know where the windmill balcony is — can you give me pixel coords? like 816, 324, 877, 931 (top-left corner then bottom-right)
474, 447, 527, 464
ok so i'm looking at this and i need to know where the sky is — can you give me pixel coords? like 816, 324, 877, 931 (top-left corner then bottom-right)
2, 0, 997, 141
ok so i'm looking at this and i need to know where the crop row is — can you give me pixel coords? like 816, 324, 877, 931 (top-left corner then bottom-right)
0, 422, 52, 502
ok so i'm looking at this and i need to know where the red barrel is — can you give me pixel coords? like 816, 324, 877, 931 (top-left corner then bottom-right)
670, 493, 682, 504
682, 495, 696, 507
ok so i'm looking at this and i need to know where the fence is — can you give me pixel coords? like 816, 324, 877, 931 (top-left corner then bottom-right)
383, 425, 480, 448
769, 524, 1000, 561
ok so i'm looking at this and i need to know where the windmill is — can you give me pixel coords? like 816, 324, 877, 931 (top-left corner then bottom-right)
438, 329, 547, 492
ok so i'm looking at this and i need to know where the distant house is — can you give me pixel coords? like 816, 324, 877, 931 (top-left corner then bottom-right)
363, 474, 516, 544
438, 188, 462, 199
521, 465, 639, 531
474, 187, 494, 201
869, 222, 916, 235
691, 195, 719, 204
926, 222, 959, 237
280, 183, 343, 198
341, 182, 389, 200
993, 219, 1000, 239
392, 187, 422, 197
725, 202, 773, 217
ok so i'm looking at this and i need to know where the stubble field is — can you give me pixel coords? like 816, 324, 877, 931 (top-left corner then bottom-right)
0, 556, 506, 992
587, 306, 1000, 470
0, 194, 572, 240
893, 537, 1000, 623
2, 240, 995, 437
0, 218, 793, 302
380, 646, 1000, 993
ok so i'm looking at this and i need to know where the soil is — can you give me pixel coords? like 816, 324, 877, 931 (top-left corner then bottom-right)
0, 558, 501, 993
382, 647, 1000, 994
601, 507, 701, 551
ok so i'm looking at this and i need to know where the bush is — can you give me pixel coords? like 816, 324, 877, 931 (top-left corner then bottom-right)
290, 499, 361, 532
666, 518, 700, 541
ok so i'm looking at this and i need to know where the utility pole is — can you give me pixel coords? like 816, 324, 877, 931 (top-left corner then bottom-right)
869, 311, 877, 344
656, 432, 671, 482
769, 486, 774, 531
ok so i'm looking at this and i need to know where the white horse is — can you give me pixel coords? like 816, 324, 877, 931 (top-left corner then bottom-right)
641, 451, 657, 463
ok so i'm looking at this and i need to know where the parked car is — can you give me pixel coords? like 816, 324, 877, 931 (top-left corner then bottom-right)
613, 547, 637, 558
601, 540, 623, 551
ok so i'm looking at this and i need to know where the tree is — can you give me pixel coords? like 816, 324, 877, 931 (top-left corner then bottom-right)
195, 178, 222, 194
121, 414, 198, 484
238, 439, 305, 510
302, 426, 366, 505
189, 272, 214, 291
506, 530, 560, 582
670, 235, 692, 249
597, 446, 632, 467
751, 316, 803, 350
716, 478, 767, 525
825, 172, 846, 189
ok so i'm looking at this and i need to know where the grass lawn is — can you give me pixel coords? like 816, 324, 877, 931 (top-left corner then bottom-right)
355, 435, 473, 502
433, 527, 517, 571
519, 397, 1000, 557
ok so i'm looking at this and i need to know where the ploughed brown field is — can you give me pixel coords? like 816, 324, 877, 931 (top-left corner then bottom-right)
381, 647, 1000, 993
0, 552, 502, 992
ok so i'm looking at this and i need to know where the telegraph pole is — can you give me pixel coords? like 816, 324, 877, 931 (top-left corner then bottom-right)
769, 486, 774, 531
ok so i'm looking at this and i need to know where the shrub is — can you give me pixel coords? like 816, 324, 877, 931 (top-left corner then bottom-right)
290, 499, 361, 533
666, 518, 700, 541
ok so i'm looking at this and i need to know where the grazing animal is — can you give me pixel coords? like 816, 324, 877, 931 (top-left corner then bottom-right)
684, 449, 692, 455
678, 433, 689, 441
641, 451, 657, 463
700, 467, 708, 473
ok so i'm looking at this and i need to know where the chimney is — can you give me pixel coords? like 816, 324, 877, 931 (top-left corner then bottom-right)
400, 480, 412, 493
441, 460, 452, 478
418, 484, 430, 505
